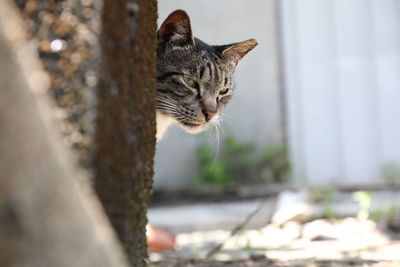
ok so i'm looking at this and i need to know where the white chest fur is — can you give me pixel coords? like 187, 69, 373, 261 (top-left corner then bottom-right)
156, 111, 175, 140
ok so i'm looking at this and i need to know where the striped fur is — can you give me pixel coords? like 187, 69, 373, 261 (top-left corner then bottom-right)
156, 10, 257, 139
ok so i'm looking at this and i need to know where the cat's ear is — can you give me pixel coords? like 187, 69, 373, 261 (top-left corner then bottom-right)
219, 39, 258, 66
158, 10, 194, 47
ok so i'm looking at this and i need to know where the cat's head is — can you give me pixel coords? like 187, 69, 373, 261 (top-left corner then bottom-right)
156, 10, 257, 134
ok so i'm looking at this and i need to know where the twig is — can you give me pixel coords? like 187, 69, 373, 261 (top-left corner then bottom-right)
206, 199, 268, 258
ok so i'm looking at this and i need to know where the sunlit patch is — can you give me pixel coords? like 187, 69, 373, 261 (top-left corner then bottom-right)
50, 39, 66, 52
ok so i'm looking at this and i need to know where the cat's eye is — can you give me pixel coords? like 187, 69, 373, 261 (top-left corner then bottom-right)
219, 88, 230, 95
182, 76, 198, 89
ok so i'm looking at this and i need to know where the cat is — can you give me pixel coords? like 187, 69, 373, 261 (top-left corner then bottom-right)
156, 10, 257, 140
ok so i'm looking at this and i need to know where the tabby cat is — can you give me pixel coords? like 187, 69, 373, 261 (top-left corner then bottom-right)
156, 10, 257, 140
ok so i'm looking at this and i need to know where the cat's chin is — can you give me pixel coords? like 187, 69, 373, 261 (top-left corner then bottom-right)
179, 114, 221, 134
180, 123, 207, 134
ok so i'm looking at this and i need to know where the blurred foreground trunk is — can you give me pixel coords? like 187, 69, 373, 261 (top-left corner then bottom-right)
0, 1, 129, 267
94, 0, 157, 266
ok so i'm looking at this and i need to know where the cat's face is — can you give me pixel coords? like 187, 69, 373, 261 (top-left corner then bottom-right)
156, 10, 257, 134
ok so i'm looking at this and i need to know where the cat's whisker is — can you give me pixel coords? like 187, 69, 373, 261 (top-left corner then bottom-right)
157, 98, 177, 104
208, 126, 217, 167
156, 103, 175, 109
199, 128, 211, 144
156, 101, 178, 109
156, 106, 177, 112
158, 109, 180, 115
172, 114, 187, 120
220, 114, 231, 123
156, 104, 180, 113
157, 100, 173, 105
201, 125, 212, 146
218, 114, 229, 125
205, 126, 215, 145
156, 99, 176, 105
211, 124, 221, 168
216, 121, 224, 137
157, 97, 178, 104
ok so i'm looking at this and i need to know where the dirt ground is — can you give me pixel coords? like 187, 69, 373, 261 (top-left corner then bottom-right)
151, 257, 396, 267
149, 191, 400, 267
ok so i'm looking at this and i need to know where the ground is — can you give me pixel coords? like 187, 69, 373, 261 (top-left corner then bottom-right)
149, 188, 400, 267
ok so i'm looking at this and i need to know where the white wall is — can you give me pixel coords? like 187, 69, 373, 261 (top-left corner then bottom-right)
281, 0, 400, 184
155, 0, 283, 190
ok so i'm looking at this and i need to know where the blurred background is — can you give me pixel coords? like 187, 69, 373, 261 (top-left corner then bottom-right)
149, 2, 400, 264
155, 0, 400, 192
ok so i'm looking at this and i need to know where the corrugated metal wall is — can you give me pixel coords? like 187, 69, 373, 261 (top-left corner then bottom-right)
281, 0, 400, 184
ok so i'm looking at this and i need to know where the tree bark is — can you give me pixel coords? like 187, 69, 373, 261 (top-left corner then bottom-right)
0, 1, 129, 267
93, 0, 157, 266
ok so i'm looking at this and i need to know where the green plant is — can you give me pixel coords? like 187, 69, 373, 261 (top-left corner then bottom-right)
382, 161, 400, 184
309, 185, 336, 204
353, 191, 372, 220
370, 203, 400, 223
195, 146, 231, 186
194, 135, 290, 187
322, 207, 337, 220
309, 186, 337, 220
353, 191, 400, 227
258, 145, 290, 183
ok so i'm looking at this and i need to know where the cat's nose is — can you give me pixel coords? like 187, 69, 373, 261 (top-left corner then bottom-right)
202, 109, 217, 122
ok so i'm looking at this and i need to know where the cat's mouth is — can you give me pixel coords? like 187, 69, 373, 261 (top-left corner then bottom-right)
182, 122, 203, 127
178, 113, 222, 134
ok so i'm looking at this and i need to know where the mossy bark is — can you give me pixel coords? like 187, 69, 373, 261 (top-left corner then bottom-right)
94, 0, 157, 266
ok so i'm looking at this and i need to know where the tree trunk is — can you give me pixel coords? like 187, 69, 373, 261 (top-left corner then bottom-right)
93, 0, 157, 266
0, 1, 129, 267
